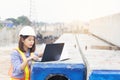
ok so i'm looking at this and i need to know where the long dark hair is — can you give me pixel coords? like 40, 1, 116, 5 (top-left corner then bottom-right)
18, 35, 36, 53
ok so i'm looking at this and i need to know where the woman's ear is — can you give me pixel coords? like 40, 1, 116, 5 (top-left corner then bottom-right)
21, 37, 25, 43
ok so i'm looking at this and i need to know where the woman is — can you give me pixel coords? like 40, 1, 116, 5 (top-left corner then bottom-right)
9, 26, 42, 80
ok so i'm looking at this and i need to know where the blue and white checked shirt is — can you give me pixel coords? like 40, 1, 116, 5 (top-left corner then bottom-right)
11, 49, 37, 78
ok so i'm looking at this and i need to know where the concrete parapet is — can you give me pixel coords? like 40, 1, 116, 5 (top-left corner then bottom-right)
77, 34, 120, 80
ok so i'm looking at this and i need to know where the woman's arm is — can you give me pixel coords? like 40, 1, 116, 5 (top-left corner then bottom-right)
20, 56, 32, 71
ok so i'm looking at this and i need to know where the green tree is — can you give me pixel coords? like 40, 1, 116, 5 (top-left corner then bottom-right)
0, 23, 3, 28
17, 16, 31, 26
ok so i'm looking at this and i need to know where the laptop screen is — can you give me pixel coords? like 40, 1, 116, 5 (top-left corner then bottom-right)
41, 43, 64, 62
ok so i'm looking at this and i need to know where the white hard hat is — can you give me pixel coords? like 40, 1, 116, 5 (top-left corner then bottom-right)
19, 26, 36, 36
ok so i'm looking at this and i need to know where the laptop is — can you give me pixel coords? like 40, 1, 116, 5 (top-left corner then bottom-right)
35, 43, 64, 62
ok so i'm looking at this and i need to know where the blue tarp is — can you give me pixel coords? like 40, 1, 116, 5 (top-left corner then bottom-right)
4, 23, 14, 27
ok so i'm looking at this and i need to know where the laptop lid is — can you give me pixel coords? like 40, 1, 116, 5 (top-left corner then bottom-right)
41, 43, 64, 62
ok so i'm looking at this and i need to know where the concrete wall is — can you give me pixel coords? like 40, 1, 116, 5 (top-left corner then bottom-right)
89, 13, 120, 47
0, 27, 19, 46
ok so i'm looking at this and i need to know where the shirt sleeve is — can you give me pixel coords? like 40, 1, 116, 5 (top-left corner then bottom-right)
11, 50, 24, 76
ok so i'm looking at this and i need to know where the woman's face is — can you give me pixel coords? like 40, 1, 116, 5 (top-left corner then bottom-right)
23, 36, 35, 49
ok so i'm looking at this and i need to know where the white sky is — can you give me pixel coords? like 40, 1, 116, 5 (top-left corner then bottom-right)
0, 0, 120, 23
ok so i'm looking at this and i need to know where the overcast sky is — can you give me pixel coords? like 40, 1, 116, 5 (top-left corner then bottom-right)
0, 0, 120, 23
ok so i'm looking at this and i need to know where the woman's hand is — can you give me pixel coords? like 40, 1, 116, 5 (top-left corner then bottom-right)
32, 55, 39, 61
20, 55, 39, 70
38, 52, 43, 57
27, 55, 39, 61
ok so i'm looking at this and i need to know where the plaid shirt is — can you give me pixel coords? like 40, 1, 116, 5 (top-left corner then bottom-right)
10, 49, 37, 78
